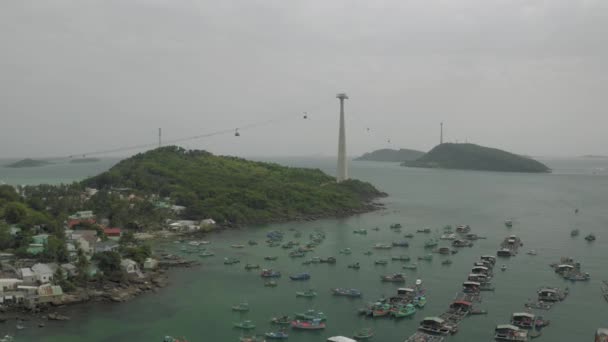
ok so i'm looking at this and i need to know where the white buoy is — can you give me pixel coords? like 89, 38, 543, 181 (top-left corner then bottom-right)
415, 279, 422, 286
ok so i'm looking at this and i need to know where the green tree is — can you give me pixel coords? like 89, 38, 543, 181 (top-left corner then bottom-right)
0, 185, 19, 202
42, 236, 69, 263
74, 248, 90, 285
93, 251, 124, 281
0, 223, 12, 250
3, 202, 28, 224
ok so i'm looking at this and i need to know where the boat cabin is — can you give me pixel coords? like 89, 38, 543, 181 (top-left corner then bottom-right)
511, 312, 535, 329
555, 264, 575, 274
438, 247, 452, 255
419, 317, 451, 335
495, 324, 528, 341
497, 248, 513, 257
468, 273, 488, 283
397, 287, 415, 297
596, 328, 608, 342
463, 281, 481, 293
471, 266, 490, 276
450, 300, 472, 313
537, 288, 561, 302
327, 337, 357, 342
481, 255, 497, 265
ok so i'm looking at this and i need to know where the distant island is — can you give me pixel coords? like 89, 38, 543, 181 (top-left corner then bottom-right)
355, 148, 425, 162
4, 158, 51, 168
84, 146, 386, 224
402, 143, 551, 173
582, 155, 608, 159
70, 157, 101, 163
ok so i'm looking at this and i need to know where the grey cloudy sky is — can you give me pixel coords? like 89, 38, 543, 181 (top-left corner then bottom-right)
1, 0, 607, 158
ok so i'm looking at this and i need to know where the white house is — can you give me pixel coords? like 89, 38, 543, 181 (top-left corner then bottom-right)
20, 268, 36, 284
143, 258, 159, 270
120, 259, 139, 274
31, 263, 54, 283
0, 279, 23, 292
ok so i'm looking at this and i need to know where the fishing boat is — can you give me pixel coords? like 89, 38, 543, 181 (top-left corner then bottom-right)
564, 272, 590, 281
231, 244, 245, 249
339, 248, 352, 255
294, 310, 326, 321
481, 255, 497, 266
353, 328, 374, 339
245, 264, 260, 270
452, 239, 472, 247
417, 254, 433, 261
526, 250, 537, 256
511, 312, 535, 329
392, 241, 409, 247
264, 281, 278, 287
441, 259, 453, 265
163, 336, 188, 342
392, 255, 411, 262
261, 269, 281, 278
390, 223, 402, 229
456, 224, 471, 233
347, 262, 360, 269
416, 228, 431, 233
232, 302, 250, 312
311, 257, 322, 263
402, 263, 418, 270
371, 303, 391, 317
494, 324, 528, 341
373, 243, 392, 250
199, 251, 215, 257
440, 233, 456, 240
320, 257, 337, 264
391, 304, 417, 318
413, 296, 426, 308
296, 289, 317, 298
264, 331, 288, 339
424, 239, 439, 248
224, 257, 240, 265
601, 281, 608, 302
404, 233, 414, 238
270, 316, 292, 325
505, 220, 513, 228
332, 288, 362, 297
537, 287, 568, 302
363, 251, 373, 256
596, 328, 608, 342
372, 227, 380, 231
585, 233, 596, 241
353, 229, 368, 235
291, 319, 326, 330
289, 273, 311, 281
267, 242, 280, 247
374, 259, 388, 265
289, 251, 305, 258
381, 273, 406, 283
570, 229, 580, 237
234, 320, 256, 330
248, 240, 258, 246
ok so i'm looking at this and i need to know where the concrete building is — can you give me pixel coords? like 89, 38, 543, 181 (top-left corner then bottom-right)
0, 279, 23, 292
20, 268, 36, 284
31, 263, 54, 283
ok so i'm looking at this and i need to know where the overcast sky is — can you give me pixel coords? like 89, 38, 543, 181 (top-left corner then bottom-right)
1, 0, 606, 158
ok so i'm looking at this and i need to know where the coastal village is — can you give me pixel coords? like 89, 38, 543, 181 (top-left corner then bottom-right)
0, 185, 215, 321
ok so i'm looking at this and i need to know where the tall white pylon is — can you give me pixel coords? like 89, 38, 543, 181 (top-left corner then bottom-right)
336, 93, 349, 182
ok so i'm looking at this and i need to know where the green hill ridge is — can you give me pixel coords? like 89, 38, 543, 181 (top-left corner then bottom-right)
355, 148, 425, 162
5, 159, 51, 168
402, 143, 550, 173
84, 146, 385, 224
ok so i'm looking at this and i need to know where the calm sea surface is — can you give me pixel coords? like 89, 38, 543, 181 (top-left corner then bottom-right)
1, 156, 607, 342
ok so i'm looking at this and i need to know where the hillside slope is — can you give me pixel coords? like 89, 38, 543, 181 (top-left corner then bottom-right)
402, 143, 550, 173
84, 146, 385, 224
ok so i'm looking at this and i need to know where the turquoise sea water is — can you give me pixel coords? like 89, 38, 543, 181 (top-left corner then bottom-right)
1, 157, 607, 342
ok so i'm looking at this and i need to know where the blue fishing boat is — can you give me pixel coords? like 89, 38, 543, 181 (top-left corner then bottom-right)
264, 331, 288, 339
289, 273, 311, 281
332, 288, 362, 297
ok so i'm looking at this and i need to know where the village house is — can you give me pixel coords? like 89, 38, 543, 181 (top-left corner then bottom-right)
103, 227, 122, 239
0, 278, 23, 292
120, 258, 143, 278
60, 263, 78, 277
19, 268, 36, 284
167, 220, 200, 232
69, 210, 95, 220
31, 263, 54, 283
94, 240, 119, 253
70, 230, 98, 254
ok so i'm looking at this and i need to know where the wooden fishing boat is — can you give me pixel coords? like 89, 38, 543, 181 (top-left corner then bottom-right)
231, 244, 245, 249
264, 256, 278, 261
290, 319, 326, 330
441, 259, 453, 265
270, 316, 292, 325
392, 241, 409, 247
585, 233, 596, 241
373, 243, 392, 250
424, 239, 439, 248
199, 251, 214, 257
417, 254, 433, 261
413, 296, 426, 308
392, 255, 411, 262
261, 269, 281, 278
320, 257, 336, 264
264, 281, 278, 287
224, 257, 240, 265
264, 331, 288, 339
232, 302, 250, 312
353, 328, 374, 339
390, 223, 402, 229
381, 273, 406, 283
374, 259, 388, 265
295, 289, 317, 298
372, 303, 391, 317
353, 229, 368, 235
244, 264, 260, 270
347, 263, 360, 269
416, 228, 431, 233
402, 263, 418, 270
404, 233, 414, 238
494, 324, 528, 341
332, 288, 362, 297
294, 310, 326, 321
339, 248, 352, 255
391, 304, 416, 318
505, 220, 513, 228
570, 229, 579, 237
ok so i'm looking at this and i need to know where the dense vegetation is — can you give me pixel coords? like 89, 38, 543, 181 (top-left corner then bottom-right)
402, 143, 551, 173
5, 158, 51, 168
355, 148, 425, 162
84, 146, 385, 224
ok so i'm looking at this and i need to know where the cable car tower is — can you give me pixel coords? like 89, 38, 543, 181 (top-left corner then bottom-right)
336, 93, 349, 183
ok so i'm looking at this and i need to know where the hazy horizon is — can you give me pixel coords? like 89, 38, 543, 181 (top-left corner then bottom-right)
1, 1, 607, 159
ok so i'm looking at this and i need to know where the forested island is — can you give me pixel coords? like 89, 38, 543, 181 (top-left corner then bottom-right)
402, 143, 551, 173
85, 146, 386, 224
5, 158, 51, 168
355, 148, 425, 162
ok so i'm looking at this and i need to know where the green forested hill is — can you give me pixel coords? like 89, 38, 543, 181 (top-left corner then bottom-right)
84, 147, 385, 224
402, 143, 550, 173
355, 148, 425, 162
5, 159, 51, 168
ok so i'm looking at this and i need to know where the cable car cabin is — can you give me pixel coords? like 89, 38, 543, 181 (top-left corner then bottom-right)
462, 281, 481, 294
511, 312, 535, 329
449, 300, 472, 313
494, 324, 528, 341
596, 328, 608, 342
